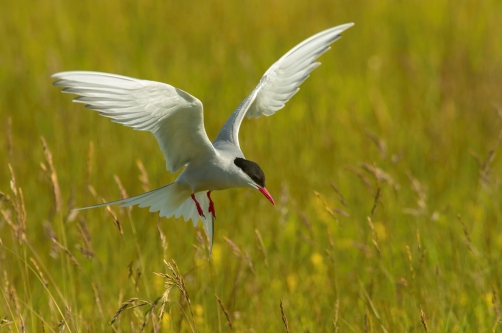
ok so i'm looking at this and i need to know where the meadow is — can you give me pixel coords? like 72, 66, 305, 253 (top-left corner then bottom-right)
1, 0, 502, 331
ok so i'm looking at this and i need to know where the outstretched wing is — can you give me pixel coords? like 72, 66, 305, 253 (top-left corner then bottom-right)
214, 23, 354, 148
53, 71, 215, 173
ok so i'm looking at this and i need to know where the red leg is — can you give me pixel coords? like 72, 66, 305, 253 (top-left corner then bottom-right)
207, 191, 216, 218
191, 194, 205, 218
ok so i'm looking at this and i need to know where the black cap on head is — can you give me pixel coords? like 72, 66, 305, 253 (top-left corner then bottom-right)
234, 157, 266, 188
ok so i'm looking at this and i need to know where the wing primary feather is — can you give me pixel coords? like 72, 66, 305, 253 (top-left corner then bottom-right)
54, 70, 216, 173
215, 23, 354, 146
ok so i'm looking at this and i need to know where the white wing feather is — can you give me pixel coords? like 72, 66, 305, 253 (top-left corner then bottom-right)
215, 23, 354, 147
52, 71, 215, 173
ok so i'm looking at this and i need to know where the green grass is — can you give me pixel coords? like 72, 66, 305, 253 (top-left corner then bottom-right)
1, 0, 502, 331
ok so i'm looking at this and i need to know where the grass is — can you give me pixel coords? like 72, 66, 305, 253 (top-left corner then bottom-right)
1, 0, 502, 331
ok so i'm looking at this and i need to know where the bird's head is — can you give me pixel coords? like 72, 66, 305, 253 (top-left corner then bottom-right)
234, 157, 275, 205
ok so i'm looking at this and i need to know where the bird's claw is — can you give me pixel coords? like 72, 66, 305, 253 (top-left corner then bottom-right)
207, 191, 216, 218
191, 194, 206, 218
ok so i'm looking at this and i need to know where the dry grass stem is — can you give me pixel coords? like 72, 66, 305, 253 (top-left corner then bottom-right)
137, 159, 151, 192
5, 274, 25, 332
18, 188, 27, 238
365, 131, 387, 159
313, 191, 338, 221
360, 163, 397, 190
7, 165, 26, 242
334, 208, 350, 217
457, 214, 473, 252
65, 306, 76, 332
110, 298, 151, 325
155, 260, 195, 329
370, 162, 382, 217
51, 237, 82, 270
346, 166, 374, 194
41, 137, 62, 213
92, 283, 104, 318
66, 190, 78, 222
330, 181, 348, 208
8, 164, 18, 198
280, 300, 290, 333
297, 211, 313, 234
406, 245, 414, 277
2, 209, 20, 242
457, 214, 471, 243
472, 121, 502, 189
0, 212, 18, 242
0, 318, 13, 327
215, 294, 233, 330
114, 174, 129, 199
420, 307, 430, 333
367, 217, 381, 258
128, 262, 141, 291
223, 236, 254, 273
2, 166, 26, 242
114, 174, 132, 214
0, 191, 15, 210
324, 249, 335, 263
326, 225, 334, 248
76, 217, 95, 258
43, 221, 62, 258
157, 225, 168, 251
75, 244, 94, 260
408, 172, 427, 208
30, 258, 49, 287
87, 184, 98, 199
481, 129, 502, 173
105, 205, 123, 236
333, 299, 339, 333
361, 286, 382, 322
493, 288, 501, 317
194, 226, 209, 254
370, 186, 380, 217
416, 230, 426, 268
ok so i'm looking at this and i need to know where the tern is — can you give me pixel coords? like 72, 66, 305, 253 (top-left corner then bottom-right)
53, 23, 353, 253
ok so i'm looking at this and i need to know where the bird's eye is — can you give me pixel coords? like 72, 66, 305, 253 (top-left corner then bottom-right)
234, 158, 266, 187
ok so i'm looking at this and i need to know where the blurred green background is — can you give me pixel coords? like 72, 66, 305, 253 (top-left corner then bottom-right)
1, 0, 502, 331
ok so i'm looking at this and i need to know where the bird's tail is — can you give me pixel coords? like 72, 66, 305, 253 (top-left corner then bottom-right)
75, 182, 214, 254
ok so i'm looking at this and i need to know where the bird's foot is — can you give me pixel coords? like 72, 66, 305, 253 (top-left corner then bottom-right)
191, 194, 205, 218
207, 191, 216, 218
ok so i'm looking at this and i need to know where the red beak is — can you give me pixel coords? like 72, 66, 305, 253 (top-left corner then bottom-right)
258, 187, 275, 205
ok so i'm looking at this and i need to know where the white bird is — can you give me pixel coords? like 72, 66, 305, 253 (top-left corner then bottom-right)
53, 23, 354, 254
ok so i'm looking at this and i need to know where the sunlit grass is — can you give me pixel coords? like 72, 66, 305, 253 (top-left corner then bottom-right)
1, 0, 502, 331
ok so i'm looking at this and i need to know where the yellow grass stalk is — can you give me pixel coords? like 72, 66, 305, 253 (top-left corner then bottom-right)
136, 159, 151, 192
223, 236, 254, 273
280, 300, 290, 333
155, 259, 196, 332
333, 299, 340, 333
215, 294, 233, 330
41, 137, 62, 213
29, 258, 49, 287
367, 217, 381, 258
420, 307, 430, 333
51, 238, 82, 270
